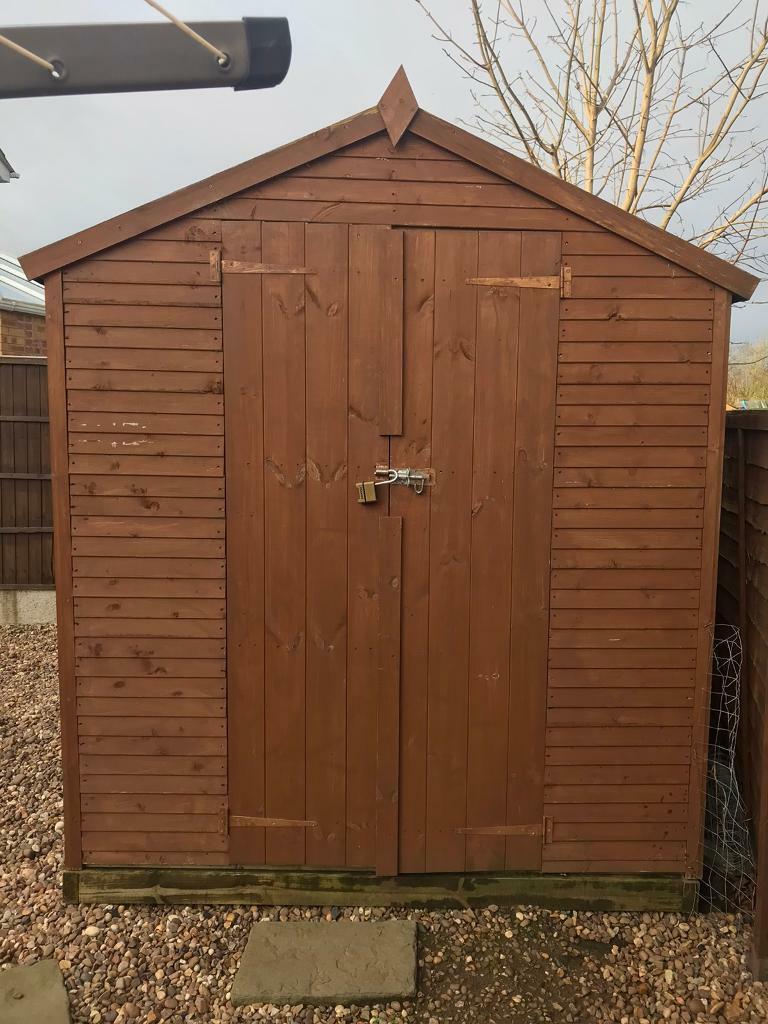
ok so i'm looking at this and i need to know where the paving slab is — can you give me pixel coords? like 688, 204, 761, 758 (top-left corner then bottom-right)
0, 960, 70, 1024
231, 920, 417, 1006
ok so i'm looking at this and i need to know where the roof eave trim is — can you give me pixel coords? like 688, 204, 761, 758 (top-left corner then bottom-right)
20, 104, 386, 282
409, 109, 759, 301
0, 298, 45, 316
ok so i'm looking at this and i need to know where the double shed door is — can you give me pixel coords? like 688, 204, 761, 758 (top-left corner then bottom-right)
223, 221, 560, 874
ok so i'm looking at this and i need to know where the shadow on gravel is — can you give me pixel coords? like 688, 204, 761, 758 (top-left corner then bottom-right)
415, 910, 619, 1023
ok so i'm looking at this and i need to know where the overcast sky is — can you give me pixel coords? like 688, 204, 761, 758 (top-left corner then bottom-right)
1, 0, 763, 339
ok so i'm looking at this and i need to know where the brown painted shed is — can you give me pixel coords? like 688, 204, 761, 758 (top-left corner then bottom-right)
22, 70, 761, 906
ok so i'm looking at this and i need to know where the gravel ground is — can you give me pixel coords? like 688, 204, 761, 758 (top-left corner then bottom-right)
1, 624, 768, 1024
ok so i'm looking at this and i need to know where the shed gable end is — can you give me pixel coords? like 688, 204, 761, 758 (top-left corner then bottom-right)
21, 72, 759, 299
66, 129, 719, 295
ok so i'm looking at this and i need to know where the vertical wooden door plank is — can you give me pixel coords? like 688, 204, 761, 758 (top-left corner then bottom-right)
393, 229, 435, 873
378, 231, 405, 436
305, 223, 349, 867
465, 231, 521, 871
425, 229, 478, 872
376, 515, 403, 876
262, 221, 308, 866
509, 231, 560, 870
347, 225, 391, 867
223, 221, 266, 865
46, 272, 82, 868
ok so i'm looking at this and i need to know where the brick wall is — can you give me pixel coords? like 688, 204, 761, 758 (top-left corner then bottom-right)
0, 309, 46, 357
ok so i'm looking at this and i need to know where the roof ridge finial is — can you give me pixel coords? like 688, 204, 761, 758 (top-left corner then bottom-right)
377, 66, 419, 146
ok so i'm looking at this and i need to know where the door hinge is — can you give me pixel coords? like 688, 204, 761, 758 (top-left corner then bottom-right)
466, 275, 559, 289
221, 260, 313, 275
209, 248, 221, 283
225, 810, 318, 830
543, 815, 554, 845
560, 265, 572, 298
465, 268, 572, 296
457, 823, 543, 837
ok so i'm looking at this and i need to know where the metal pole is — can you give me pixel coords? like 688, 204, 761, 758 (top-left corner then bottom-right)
0, 19, 290, 99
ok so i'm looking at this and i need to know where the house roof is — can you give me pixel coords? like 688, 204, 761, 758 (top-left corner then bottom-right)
0, 146, 18, 184
0, 254, 45, 316
20, 68, 760, 301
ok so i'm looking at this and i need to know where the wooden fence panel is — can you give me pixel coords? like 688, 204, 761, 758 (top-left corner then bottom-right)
718, 410, 768, 975
0, 357, 53, 587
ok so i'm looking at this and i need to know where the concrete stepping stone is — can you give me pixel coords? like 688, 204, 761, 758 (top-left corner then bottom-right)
231, 920, 417, 1006
0, 960, 70, 1024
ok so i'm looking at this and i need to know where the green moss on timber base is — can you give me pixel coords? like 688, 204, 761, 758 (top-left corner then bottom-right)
62, 871, 80, 903
65, 868, 698, 913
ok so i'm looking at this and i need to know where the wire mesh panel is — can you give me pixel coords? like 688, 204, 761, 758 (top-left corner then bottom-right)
699, 624, 755, 913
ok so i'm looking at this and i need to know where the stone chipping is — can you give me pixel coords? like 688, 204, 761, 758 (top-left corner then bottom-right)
1, 624, 767, 1023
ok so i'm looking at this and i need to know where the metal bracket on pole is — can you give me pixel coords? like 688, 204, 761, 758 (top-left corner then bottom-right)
0, 18, 291, 99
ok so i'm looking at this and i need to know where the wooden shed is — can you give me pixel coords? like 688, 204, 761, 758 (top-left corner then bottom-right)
22, 70, 761, 907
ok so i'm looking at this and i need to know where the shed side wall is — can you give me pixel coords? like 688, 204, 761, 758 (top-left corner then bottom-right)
45, 271, 81, 868
690, 287, 730, 876
544, 253, 722, 874
61, 231, 227, 867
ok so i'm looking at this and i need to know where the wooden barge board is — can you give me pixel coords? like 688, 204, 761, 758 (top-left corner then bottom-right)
67, 867, 697, 912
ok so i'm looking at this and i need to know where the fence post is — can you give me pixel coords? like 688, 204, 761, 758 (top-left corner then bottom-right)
753, 697, 768, 978
737, 428, 747, 650
746, 421, 768, 978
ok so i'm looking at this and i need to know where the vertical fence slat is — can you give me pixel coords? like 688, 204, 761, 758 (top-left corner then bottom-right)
0, 356, 52, 587
737, 428, 747, 651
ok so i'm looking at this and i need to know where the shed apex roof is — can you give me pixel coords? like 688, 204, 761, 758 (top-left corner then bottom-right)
20, 67, 760, 300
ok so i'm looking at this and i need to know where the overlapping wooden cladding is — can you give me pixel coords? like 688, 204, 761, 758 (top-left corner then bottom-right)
545, 227, 716, 874
195, 134, 598, 233
53, 127, 727, 876
62, 226, 226, 867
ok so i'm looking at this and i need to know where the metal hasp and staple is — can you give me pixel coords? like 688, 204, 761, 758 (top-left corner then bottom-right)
0, 18, 291, 99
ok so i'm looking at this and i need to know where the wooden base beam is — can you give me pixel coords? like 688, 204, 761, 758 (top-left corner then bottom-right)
751, 947, 768, 983
65, 868, 697, 912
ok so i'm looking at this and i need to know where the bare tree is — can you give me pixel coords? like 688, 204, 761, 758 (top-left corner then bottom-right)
728, 341, 768, 402
415, 0, 768, 274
